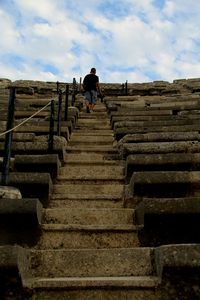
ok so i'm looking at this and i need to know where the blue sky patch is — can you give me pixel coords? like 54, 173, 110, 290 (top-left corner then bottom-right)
2, 54, 26, 69
34, 61, 59, 75
152, 0, 165, 10
98, 0, 131, 19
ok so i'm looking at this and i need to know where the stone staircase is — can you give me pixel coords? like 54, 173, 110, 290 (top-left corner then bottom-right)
20, 101, 160, 299
1, 79, 200, 299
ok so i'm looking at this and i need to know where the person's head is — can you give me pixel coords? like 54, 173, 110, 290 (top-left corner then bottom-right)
90, 68, 96, 74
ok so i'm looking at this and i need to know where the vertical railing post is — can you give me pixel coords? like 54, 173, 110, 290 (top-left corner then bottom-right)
125, 80, 128, 96
56, 81, 59, 94
48, 100, 54, 152
1, 87, 16, 185
79, 77, 82, 93
64, 84, 69, 121
57, 90, 62, 136
72, 78, 76, 106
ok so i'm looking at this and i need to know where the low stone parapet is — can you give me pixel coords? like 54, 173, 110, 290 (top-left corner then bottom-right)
0, 198, 42, 246
0, 172, 52, 207
129, 170, 200, 198
14, 154, 61, 179
115, 124, 200, 141
155, 244, 200, 278
125, 153, 200, 179
135, 197, 200, 246
121, 141, 200, 159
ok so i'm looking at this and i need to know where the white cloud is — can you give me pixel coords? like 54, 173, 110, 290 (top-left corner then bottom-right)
0, 0, 200, 83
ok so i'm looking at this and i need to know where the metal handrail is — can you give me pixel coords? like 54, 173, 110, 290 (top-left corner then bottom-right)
1, 87, 16, 185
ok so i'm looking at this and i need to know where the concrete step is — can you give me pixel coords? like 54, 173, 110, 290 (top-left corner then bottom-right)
58, 165, 124, 180
43, 208, 134, 225
37, 224, 140, 249
21, 248, 154, 277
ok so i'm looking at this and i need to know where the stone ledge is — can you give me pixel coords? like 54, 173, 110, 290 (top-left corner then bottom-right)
115, 125, 200, 141
135, 197, 200, 225
129, 171, 200, 198
14, 154, 61, 179
23, 275, 159, 289
155, 244, 200, 278
0, 172, 52, 206
0, 198, 42, 246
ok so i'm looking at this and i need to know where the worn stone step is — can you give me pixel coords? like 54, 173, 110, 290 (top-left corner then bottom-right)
43, 208, 134, 225
23, 276, 159, 300
73, 129, 114, 135
20, 248, 154, 277
37, 224, 139, 249
69, 134, 114, 144
49, 198, 123, 209
52, 183, 124, 198
58, 165, 124, 180
24, 275, 159, 289
77, 118, 110, 125
80, 112, 108, 119
64, 153, 120, 164
64, 152, 122, 164
65, 145, 118, 153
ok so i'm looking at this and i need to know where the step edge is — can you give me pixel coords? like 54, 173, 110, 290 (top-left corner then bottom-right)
23, 275, 160, 289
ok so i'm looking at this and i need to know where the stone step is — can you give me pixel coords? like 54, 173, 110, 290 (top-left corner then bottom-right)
43, 208, 134, 225
58, 165, 124, 180
24, 275, 159, 290
64, 153, 120, 164
37, 224, 139, 249
73, 129, 114, 135
80, 112, 108, 119
49, 198, 123, 209
22, 277, 158, 300
69, 134, 114, 144
75, 121, 111, 130
20, 248, 154, 277
52, 183, 124, 198
65, 152, 105, 162
77, 118, 110, 124
65, 145, 118, 154
113, 119, 199, 130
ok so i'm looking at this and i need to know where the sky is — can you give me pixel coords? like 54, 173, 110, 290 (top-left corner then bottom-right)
1, 0, 200, 83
